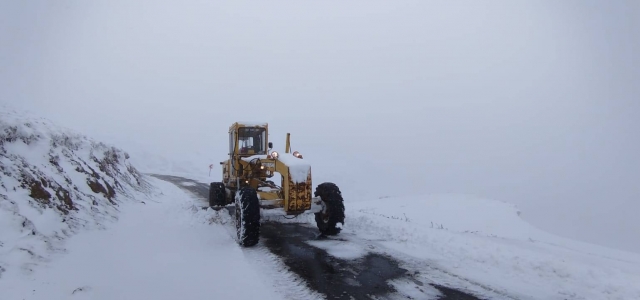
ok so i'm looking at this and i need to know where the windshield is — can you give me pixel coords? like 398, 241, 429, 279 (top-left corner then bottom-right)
238, 127, 266, 155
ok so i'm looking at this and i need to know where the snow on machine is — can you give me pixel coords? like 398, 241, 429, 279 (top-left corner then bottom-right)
209, 122, 345, 247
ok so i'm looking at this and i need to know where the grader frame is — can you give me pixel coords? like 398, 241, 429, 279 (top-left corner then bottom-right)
209, 122, 345, 247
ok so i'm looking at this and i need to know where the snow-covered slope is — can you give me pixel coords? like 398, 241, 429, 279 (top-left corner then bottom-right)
0, 107, 314, 299
343, 195, 640, 300
0, 106, 154, 279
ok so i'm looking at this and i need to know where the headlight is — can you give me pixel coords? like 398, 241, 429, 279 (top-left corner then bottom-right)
271, 151, 279, 159
293, 151, 303, 159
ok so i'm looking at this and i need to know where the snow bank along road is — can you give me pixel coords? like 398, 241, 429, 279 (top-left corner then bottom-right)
153, 174, 514, 300
0, 177, 297, 300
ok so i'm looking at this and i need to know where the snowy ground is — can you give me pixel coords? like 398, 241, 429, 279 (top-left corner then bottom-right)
342, 195, 640, 300
0, 106, 318, 300
2, 105, 640, 300
151, 172, 640, 300
0, 178, 316, 300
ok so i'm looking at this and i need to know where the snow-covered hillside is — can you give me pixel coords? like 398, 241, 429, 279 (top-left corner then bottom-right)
0, 106, 154, 279
2, 105, 639, 300
0, 107, 313, 300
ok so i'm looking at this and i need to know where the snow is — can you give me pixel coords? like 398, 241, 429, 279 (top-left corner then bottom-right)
0, 105, 155, 280
241, 155, 268, 162
240, 153, 310, 183
305, 239, 368, 260
234, 122, 268, 127
250, 192, 640, 298
276, 153, 311, 183
3, 104, 640, 300
0, 178, 285, 300
342, 194, 640, 300
0, 106, 316, 300
388, 280, 442, 300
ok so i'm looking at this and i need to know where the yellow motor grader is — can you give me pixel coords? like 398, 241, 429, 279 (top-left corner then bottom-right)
210, 122, 345, 247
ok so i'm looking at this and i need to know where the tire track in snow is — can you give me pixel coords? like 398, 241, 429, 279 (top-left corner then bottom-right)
209, 209, 326, 300
152, 174, 325, 300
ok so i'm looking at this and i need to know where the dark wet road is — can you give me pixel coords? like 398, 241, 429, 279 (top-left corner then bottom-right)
260, 222, 407, 299
152, 174, 487, 300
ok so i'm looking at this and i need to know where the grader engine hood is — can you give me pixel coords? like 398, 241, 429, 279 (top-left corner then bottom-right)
275, 153, 312, 214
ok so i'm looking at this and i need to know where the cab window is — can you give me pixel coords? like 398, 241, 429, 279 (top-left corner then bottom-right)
238, 127, 266, 155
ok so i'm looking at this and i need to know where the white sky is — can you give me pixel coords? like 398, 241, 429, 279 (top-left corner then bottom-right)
1, 0, 639, 252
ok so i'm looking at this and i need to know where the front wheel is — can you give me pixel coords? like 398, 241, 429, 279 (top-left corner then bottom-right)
235, 187, 260, 247
209, 182, 226, 207
314, 182, 345, 236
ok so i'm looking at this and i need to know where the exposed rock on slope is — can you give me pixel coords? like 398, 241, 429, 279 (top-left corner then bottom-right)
0, 107, 154, 278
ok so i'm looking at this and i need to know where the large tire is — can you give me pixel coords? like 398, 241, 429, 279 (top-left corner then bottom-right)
209, 182, 226, 207
235, 187, 260, 247
314, 182, 345, 236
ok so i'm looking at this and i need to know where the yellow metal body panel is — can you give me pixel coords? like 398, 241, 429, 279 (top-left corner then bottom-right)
257, 191, 281, 200
274, 159, 312, 214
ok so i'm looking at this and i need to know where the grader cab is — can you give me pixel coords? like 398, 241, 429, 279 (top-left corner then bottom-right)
210, 122, 345, 247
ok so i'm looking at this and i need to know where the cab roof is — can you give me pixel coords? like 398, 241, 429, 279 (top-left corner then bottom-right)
229, 122, 268, 132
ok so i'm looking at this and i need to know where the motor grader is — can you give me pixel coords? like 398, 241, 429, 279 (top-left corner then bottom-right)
209, 122, 345, 247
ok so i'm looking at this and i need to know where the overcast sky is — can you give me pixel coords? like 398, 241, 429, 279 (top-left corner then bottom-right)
1, 1, 639, 252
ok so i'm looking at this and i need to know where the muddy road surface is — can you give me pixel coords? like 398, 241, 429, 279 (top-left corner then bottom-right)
152, 174, 507, 300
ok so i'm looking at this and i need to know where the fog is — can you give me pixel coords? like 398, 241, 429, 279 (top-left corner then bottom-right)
1, 1, 639, 252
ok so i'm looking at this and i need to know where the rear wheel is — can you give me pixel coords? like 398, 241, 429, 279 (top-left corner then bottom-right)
235, 187, 260, 247
209, 182, 226, 207
314, 182, 345, 236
